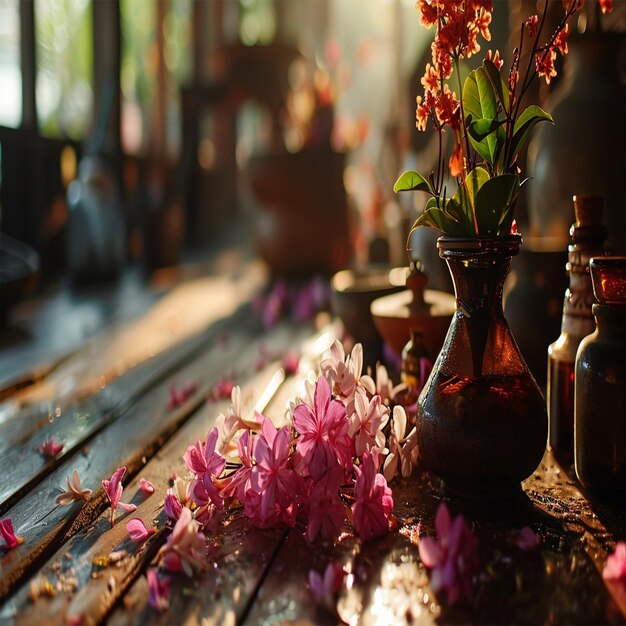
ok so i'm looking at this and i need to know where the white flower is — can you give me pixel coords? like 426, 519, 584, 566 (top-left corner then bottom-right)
383, 406, 418, 482
349, 389, 389, 457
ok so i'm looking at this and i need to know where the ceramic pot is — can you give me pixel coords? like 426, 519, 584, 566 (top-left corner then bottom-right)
417, 235, 548, 499
246, 148, 350, 277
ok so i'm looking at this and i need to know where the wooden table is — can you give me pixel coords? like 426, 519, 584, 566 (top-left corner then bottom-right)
0, 259, 624, 626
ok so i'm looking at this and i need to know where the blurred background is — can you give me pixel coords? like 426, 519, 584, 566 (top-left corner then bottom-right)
0, 0, 624, 382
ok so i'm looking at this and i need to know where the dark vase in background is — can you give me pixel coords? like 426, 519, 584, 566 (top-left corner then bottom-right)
417, 236, 548, 499
575, 256, 626, 501
528, 33, 626, 254
246, 148, 350, 278
508, 33, 625, 387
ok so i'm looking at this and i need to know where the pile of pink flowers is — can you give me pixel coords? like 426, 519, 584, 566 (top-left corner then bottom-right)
163, 341, 420, 545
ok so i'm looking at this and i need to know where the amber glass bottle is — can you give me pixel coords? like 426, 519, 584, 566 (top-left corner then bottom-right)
575, 257, 626, 500
547, 196, 607, 466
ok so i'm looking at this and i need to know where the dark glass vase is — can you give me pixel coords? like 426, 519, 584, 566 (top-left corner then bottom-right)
417, 236, 548, 499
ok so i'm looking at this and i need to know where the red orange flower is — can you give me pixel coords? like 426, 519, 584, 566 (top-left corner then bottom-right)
536, 48, 557, 85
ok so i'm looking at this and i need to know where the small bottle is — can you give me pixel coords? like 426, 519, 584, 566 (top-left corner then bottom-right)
575, 257, 626, 500
401, 328, 431, 391
547, 196, 607, 466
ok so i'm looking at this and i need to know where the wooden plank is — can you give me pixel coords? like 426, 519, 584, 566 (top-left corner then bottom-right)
4, 336, 315, 625
0, 260, 265, 423
98, 331, 339, 626
103, 374, 309, 626
245, 453, 623, 626
0, 318, 305, 602
0, 302, 257, 515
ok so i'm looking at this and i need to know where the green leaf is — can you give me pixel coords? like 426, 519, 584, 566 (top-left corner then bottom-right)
463, 68, 499, 163
482, 59, 509, 113
393, 170, 434, 194
452, 167, 490, 220
411, 207, 466, 236
468, 117, 504, 142
511, 105, 554, 157
474, 174, 520, 236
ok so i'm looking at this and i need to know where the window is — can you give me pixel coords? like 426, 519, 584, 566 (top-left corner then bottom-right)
0, 0, 22, 128
35, 0, 93, 139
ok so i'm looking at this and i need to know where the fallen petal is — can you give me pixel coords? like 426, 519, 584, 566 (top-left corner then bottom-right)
512, 526, 541, 551
139, 478, 155, 495
126, 519, 155, 543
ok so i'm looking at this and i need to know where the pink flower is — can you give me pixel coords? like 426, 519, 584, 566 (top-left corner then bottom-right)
168, 380, 198, 409
603, 542, 626, 581
293, 376, 352, 480
383, 405, 418, 482
164, 492, 182, 522
102, 466, 137, 527
158, 507, 208, 577
525, 14, 538, 36
320, 341, 375, 410
221, 429, 255, 503
418, 503, 479, 605
184, 428, 226, 510
38, 438, 64, 459
126, 518, 156, 543
55, 470, 92, 505
215, 386, 261, 457
282, 352, 300, 376
0, 518, 24, 550
349, 390, 389, 458
139, 478, 155, 495
351, 451, 394, 542
309, 562, 346, 611
306, 466, 346, 543
512, 527, 540, 551
147, 568, 170, 611
164, 477, 188, 521
248, 417, 304, 528
208, 377, 235, 402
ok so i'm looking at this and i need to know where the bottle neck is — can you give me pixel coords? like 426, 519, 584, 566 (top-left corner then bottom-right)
593, 304, 626, 338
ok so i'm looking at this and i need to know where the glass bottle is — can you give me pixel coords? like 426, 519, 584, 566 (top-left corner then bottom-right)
417, 235, 547, 499
575, 257, 626, 499
547, 196, 607, 466
401, 328, 431, 391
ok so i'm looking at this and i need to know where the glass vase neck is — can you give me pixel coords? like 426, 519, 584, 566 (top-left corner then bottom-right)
437, 235, 522, 379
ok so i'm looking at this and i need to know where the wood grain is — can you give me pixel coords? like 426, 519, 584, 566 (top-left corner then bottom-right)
6, 350, 305, 625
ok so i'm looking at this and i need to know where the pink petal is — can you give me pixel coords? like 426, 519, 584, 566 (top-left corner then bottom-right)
0, 518, 24, 550
118, 502, 137, 513
282, 352, 300, 376
434, 502, 452, 541
418, 536, 442, 568
126, 518, 155, 543
512, 527, 541, 551
164, 493, 182, 521
147, 567, 170, 611
139, 478, 155, 495
314, 376, 331, 421
603, 542, 626, 580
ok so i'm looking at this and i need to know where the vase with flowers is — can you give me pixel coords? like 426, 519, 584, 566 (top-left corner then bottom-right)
394, 0, 613, 499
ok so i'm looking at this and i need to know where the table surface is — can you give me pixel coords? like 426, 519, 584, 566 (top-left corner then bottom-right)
0, 254, 624, 626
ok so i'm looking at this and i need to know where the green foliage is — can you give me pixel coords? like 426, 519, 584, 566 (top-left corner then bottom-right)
394, 58, 550, 238
511, 105, 554, 158
482, 59, 509, 114
393, 170, 434, 194
463, 68, 499, 164
475, 174, 520, 236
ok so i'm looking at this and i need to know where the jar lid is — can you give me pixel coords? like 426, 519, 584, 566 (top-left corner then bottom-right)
590, 256, 626, 304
